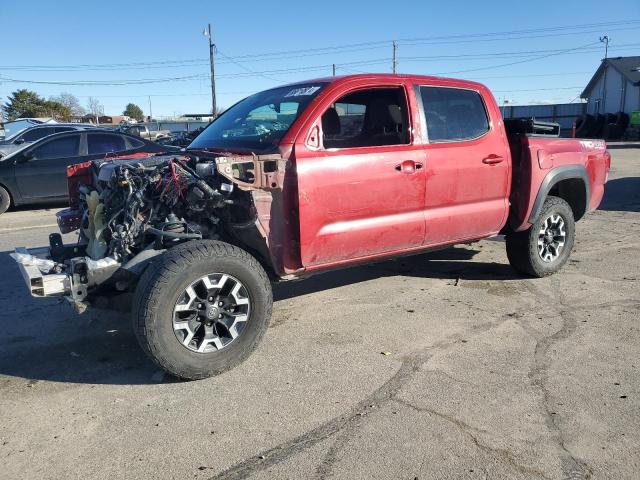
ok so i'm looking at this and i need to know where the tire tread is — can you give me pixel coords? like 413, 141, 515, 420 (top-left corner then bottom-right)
506, 196, 575, 278
132, 240, 272, 380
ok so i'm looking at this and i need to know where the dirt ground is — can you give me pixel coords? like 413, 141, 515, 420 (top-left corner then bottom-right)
0, 146, 638, 479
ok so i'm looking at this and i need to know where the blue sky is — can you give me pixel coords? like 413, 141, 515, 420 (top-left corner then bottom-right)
1, 0, 639, 117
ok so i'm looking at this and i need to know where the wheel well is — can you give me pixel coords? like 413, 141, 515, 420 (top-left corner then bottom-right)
548, 178, 587, 221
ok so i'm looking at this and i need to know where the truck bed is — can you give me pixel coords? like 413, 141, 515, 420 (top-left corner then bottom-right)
507, 134, 610, 231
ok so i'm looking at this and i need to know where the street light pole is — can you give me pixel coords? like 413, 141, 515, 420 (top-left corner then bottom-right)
204, 24, 217, 116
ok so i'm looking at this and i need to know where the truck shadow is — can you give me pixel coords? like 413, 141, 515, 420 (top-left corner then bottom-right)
598, 177, 640, 213
0, 250, 162, 386
273, 245, 519, 301
0, 245, 519, 386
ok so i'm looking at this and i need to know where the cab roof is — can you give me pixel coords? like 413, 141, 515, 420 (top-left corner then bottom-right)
278, 73, 487, 91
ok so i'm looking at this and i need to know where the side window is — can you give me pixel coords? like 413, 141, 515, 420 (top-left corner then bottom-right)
31, 135, 80, 160
87, 133, 127, 154
419, 86, 489, 142
20, 127, 55, 142
321, 87, 409, 149
54, 127, 76, 133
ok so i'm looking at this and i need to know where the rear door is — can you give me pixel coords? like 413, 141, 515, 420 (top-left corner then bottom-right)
294, 82, 427, 268
14, 133, 82, 199
417, 84, 510, 245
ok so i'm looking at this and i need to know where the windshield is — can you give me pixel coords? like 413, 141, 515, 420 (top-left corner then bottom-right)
1, 120, 41, 143
188, 83, 327, 152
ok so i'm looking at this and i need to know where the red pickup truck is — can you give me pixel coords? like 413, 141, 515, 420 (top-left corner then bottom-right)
12, 74, 610, 380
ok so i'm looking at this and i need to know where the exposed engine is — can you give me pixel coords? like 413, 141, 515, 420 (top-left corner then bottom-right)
10, 151, 283, 310
66, 154, 236, 264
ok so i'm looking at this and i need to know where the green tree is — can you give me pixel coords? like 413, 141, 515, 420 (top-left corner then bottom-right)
1, 89, 73, 121
44, 100, 72, 121
2, 89, 48, 120
123, 103, 144, 122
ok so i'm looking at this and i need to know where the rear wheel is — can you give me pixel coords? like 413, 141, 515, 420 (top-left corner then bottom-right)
506, 196, 575, 277
0, 185, 10, 215
132, 240, 272, 380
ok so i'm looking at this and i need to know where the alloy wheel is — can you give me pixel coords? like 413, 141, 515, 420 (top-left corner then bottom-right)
172, 273, 251, 353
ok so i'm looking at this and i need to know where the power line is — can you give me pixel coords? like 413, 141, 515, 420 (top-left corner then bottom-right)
0, 73, 208, 86
204, 19, 640, 60
433, 41, 602, 76
0, 19, 637, 73
215, 48, 283, 82
3, 40, 636, 86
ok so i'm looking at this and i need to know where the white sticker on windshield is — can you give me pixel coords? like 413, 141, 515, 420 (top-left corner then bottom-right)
284, 86, 321, 97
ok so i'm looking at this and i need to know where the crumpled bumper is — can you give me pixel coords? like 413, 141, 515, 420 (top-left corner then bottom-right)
11, 247, 70, 297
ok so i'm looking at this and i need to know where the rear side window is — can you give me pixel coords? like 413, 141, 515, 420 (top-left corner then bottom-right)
31, 135, 80, 160
419, 86, 489, 142
20, 127, 56, 142
87, 133, 127, 154
54, 126, 76, 133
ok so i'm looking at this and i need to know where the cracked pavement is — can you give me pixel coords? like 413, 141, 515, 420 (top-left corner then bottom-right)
0, 146, 639, 479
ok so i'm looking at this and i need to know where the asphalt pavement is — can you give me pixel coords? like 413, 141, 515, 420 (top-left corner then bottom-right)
0, 146, 638, 479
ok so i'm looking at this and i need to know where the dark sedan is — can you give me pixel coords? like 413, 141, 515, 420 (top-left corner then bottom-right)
0, 129, 176, 214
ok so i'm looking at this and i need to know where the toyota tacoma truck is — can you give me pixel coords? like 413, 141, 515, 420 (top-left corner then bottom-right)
11, 74, 610, 380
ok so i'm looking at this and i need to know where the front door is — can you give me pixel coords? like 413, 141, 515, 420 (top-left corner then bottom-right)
295, 85, 426, 268
417, 85, 510, 245
15, 133, 82, 199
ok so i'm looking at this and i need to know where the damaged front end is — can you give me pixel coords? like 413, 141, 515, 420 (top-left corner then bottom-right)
11, 151, 286, 312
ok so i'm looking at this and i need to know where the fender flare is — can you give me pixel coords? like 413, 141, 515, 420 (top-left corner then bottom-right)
529, 165, 590, 223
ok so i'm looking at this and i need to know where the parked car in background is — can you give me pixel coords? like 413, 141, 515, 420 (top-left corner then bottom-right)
0, 129, 175, 214
118, 123, 171, 141
0, 118, 49, 141
0, 124, 90, 158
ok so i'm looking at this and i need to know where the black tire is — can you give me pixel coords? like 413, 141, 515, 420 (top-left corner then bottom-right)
132, 240, 272, 380
506, 196, 575, 278
0, 185, 10, 215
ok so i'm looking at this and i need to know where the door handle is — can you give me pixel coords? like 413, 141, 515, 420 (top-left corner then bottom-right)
395, 160, 423, 174
482, 154, 504, 165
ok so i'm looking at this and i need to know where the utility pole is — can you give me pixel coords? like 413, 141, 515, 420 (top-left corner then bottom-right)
148, 96, 153, 122
600, 35, 610, 59
332, 64, 336, 76
392, 41, 398, 74
599, 35, 610, 114
203, 24, 217, 116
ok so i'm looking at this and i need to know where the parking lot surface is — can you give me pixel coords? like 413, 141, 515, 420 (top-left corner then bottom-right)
0, 147, 639, 480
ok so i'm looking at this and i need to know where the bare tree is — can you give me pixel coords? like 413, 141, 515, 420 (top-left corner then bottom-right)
86, 97, 104, 123
50, 93, 86, 117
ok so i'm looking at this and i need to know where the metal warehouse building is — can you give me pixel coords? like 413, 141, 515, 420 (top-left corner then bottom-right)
581, 56, 640, 114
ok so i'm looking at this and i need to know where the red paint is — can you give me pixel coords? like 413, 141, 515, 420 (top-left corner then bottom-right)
269, 74, 608, 277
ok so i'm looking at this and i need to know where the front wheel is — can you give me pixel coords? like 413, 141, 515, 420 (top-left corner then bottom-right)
506, 196, 576, 277
132, 240, 272, 380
